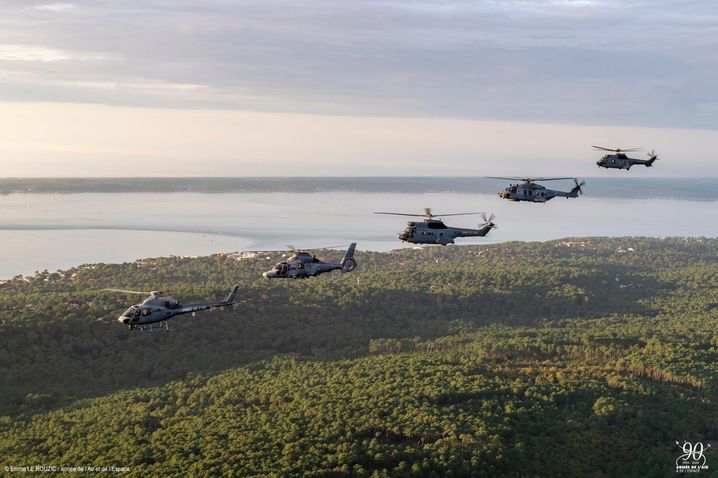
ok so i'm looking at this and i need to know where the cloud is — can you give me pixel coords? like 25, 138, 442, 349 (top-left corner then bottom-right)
0, 0, 714, 128
0, 44, 74, 62
31, 3, 74, 12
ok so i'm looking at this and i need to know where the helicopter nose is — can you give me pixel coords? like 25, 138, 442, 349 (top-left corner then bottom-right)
262, 271, 272, 278
118, 316, 129, 324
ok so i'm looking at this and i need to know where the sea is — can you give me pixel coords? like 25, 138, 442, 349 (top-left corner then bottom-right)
0, 177, 716, 278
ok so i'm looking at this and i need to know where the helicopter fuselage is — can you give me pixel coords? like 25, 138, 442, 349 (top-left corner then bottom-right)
263, 258, 343, 278
116, 287, 238, 330
498, 182, 579, 203
596, 153, 656, 170
398, 220, 494, 245
263, 244, 357, 279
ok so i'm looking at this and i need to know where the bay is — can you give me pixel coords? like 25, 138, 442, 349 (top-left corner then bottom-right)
0, 185, 716, 278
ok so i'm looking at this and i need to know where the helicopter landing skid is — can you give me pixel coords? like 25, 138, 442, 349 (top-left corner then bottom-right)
129, 321, 169, 332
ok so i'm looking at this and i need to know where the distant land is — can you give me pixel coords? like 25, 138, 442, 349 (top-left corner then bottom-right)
0, 177, 717, 200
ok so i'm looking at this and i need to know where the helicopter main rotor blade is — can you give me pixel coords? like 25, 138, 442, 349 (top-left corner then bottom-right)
430, 212, 485, 217
374, 211, 483, 218
289, 244, 349, 251
531, 177, 575, 182
103, 288, 152, 295
310, 244, 351, 250
486, 176, 572, 182
373, 212, 427, 217
592, 145, 643, 152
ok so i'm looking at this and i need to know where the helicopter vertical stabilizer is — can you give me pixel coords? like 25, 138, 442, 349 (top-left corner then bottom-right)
341, 243, 358, 272
341, 243, 356, 262
225, 286, 239, 304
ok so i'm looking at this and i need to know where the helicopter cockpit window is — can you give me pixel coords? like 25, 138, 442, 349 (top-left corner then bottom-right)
274, 262, 289, 275
132, 307, 141, 318
142, 308, 152, 316
122, 307, 135, 317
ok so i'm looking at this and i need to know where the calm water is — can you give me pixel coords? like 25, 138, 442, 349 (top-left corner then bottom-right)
1, 190, 717, 278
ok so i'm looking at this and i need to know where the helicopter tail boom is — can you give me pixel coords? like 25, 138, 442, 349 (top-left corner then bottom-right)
645, 151, 658, 167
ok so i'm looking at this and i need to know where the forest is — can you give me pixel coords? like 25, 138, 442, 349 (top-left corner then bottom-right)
1, 237, 717, 477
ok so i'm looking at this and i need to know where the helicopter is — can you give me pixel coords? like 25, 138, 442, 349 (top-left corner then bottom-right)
593, 146, 659, 170
107, 286, 239, 331
373, 208, 496, 245
489, 177, 585, 203
262, 243, 357, 279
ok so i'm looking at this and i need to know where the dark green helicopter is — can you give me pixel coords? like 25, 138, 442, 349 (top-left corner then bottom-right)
374, 208, 496, 245
107, 286, 238, 331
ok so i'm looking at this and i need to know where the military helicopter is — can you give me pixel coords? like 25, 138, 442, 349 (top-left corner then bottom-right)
107, 286, 239, 331
593, 146, 659, 170
262, 243, 357, 279
373, 208, 496, 245
489, 177, 585, 203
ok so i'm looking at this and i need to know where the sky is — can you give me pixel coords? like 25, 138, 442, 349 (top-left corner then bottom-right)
0, 0, 716, 176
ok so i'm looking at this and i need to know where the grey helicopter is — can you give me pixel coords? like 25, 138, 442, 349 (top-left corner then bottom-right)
107, 286, 239, 331
593, 146, 659, 170
373, 208, 496, 245
489, 177, 585, 203
262, 243, 357, 279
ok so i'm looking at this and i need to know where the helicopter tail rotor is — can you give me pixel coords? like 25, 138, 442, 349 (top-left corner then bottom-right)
646, 150, 659, 166
481, 213, 497, 229
572, 179, 586, 196
341, 258, 358, 272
